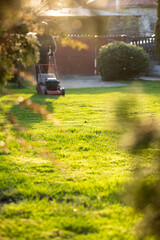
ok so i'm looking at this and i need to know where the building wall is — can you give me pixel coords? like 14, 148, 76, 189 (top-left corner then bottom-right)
55, 35, 126, 75
123, 8, 156, 36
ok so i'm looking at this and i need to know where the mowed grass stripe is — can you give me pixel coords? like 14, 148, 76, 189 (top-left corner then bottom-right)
0, 80, 159, 239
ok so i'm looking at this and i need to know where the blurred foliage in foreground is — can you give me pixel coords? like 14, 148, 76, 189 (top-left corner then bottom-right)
115, 90, 160, 240
0, 0, 40, 88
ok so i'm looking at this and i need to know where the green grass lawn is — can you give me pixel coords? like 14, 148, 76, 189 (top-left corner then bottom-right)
0, 80, 159, 240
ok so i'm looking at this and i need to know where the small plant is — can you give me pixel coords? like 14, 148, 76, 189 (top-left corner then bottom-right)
97, 41, 149, 81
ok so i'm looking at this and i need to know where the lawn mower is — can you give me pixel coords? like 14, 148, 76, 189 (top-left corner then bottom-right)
36, 54, 65, 96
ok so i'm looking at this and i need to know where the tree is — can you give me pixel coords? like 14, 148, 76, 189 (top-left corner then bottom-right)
0, 0, 41, 88
155, 0, 160, 59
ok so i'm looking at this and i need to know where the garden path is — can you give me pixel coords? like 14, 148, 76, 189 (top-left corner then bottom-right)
59, 75, 128, 89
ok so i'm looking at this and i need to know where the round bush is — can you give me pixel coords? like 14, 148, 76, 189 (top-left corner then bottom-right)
97, 41, 149, 81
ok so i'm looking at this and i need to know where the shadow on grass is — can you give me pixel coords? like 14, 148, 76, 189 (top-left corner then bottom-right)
0, 155, 122, 206
0, 155, 57, 204
5, 81, 36, 95
9, 92, 61, 127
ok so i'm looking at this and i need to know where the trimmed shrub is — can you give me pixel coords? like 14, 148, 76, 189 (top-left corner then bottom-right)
97, 41, 149, 81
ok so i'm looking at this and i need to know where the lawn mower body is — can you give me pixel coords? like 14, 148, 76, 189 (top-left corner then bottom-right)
36, 55, 65, 96
37, 73, 65, 95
